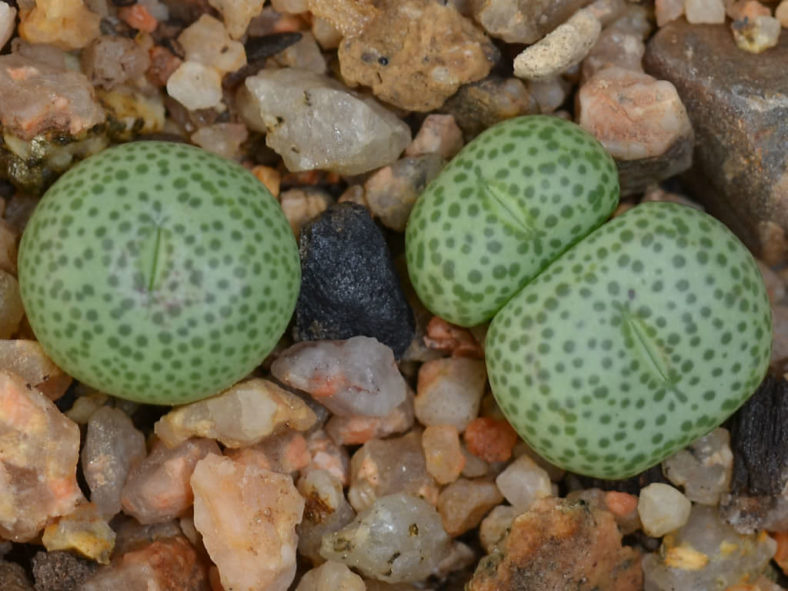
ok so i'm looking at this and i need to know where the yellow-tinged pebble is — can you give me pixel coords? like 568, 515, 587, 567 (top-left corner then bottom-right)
664, 544, 710, 570
42, 503, 116, 564
252, 165, 281, 198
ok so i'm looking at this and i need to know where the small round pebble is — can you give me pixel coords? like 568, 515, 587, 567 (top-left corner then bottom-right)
19, 141, 300, 405
637, 482, 691, 537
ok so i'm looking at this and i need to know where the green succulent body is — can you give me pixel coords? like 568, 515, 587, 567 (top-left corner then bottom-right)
405, 115, 772, 479
19, 141, 300, 405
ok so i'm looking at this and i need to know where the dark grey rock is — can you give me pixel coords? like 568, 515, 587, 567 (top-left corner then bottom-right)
644, 21, 788, 264
294, 202, 415, 358
32, 551, 97, 591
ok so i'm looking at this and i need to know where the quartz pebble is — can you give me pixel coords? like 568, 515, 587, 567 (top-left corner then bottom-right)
272, 32, 327, 74
348, 431, 439, 512
166, 61, 224, 111
642, 505, 777, 590
41, 502, 115, 564
339, 0, 498, 111
306, 429, 350, 485
18, 0, 101, 50
82, 406, 146, 518
0, 371, 83, 542
663, 427, 733, 506
778, 1, 788, 27
404, 114, 464, 160
0, 3, 15, 51
422, 424, 466, 484
582, 19, 646, 81
637, 483, 692, 537
179, 15, 246, 74
423, 317, 484, 358
191, 454, 304, 591
495, 455, 553, 512
0, 340, 71, 401
655, 0, 684, 26
271, 336, 407, 417
513, 9, 602, 81
81, 536, 208, 591
364, 154, 445, 232
121, 438, 220, 525
154, 378, 316, 449
685, 0, 727, 23
80, 35, 150, 90
320, 493, 453, 583
438, 478, 503, 537
732, 15, 782, 53
471, 0, 589, 44
326, 390, 415, 445
190, 122, 249, 160
226, 430, 311, 475
415, 357, 487, 431
296, 469, 356, 564
239, 68, 411, 175
296, 561, 366, 591
280, 187, 333, 237
208, 0, 265, 39
527, 77, 570, 114
479, 504, 518, 552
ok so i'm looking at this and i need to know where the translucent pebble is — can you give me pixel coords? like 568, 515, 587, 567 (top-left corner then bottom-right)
404, 114, 464, 160
272, 32, 327, 74
732, 15, 782, 54
271, 336, 407, 417
178, 15, 246, 74
320, 493, 453, 583
296, 469, 356, 564
461, 444, 489, 478
153, 378, 316, 449
121, 438, 220, 525
422, 424, 466, 485
479, 504, 518, 552
17, 0, 101, 50
226, 430, 311, 475
306, 429, 350, 485
527, 77, 570, 114
437, 478, 504, 537
642, 505, 777, 590
296, 561, 365, 591
80, 35, 150, 89
495, 455, 553, 512
414, 357, 487, 431
208, 0, 265, 39
82, 406, 146, 518
0, 340, 71, 400
655, 0, 684, 26
166, 61, 223, 111
326, 390, 415, 445
192, 454, 304, 591
190, 123, 248, 160
685, 0, 726, 23
637, 483, 692, 537
0, 271, 24, 339
663, 427, 733, 506
348, 431, 439, 513
0, 3, 16, 51
41, 502, 115, 564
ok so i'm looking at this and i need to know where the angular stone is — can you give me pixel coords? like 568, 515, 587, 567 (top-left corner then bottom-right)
225, 430, 311, 475
42, 502, 116, 564
178, 14, 246, 74
294, 204, 415, 358
326, 390, 415, 445
422, 424, 466, 485
0, 340, 71, 401
644, 21, 788, 263
415, 357, 487, 431
479, 505, 518, 552
191, 454, 304, 591
0, 54, 105, 141
468, 497, 643, 591
471, 0, 591, 44
82, 406, 146, 518
18, 0, 101, 50
0, 371, 83, 542
685, 0, 726, 23
437, 478, 503, 537
339, 0, 498, 112
662, 427, 733, 506
296, 561, 365, 591
32, 550, 97, 591
578, 66, 694, 195
305, 429, 350, 485
80, 35, 151, 90
208, 0, 265, 39
404, 114, 465, 160
494, 455, 553, 512
320, 493, 454, 583
637, 483, 692, 537
297, 469, 356, 564
121, 438, 220, 525
238, 68, 410, 175
153, 378, 316, 449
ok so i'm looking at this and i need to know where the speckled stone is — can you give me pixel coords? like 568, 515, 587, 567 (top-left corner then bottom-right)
294, 203, 415, 358
32, 550, 97, 591
644, 21, 788, 264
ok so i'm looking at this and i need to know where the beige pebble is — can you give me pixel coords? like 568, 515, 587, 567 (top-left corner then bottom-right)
422, 424, 466, 485
685, 0, 726, 23
513, 9, 601, 81
778, 1, 788, 27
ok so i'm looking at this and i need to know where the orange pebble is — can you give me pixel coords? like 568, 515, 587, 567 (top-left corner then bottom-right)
604, 490, 638, 517
773, 531, 788, 575
118, 4, 158, 33
464, 417, 518, 463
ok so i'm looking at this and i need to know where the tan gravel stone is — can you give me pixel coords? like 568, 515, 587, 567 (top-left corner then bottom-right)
437, 478, 503, 537
42, 503, 115, 564
18, 0, 101, 50
422, 425, 466, 485
405, 114, 465, 160
471, 0, 591, 44
0, 340, 71, 400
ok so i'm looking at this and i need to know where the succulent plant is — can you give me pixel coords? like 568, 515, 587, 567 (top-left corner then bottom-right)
18, 141, 300, 405
405, 115, 772, 479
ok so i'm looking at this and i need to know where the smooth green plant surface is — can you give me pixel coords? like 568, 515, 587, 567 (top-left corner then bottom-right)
405, 115, 772, 479
19, 141, 300, 405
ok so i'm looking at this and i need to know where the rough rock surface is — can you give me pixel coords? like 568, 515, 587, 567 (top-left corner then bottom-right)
0, 561, 32, 591
644, 21, 788, 263
339, 0, 498, 112
468, 497, 643, 591
239, 68, 410, 175
32, 550, 97, 591
471, 0, 591, 43
294, 203, 415, 357
0, 339, 71, 401
0, 371, 83, 542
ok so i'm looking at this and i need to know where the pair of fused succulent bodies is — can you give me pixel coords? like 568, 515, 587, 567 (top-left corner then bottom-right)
19, 116, 771, 479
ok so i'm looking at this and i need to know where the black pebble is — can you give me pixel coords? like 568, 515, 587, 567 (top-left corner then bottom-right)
294, 202, 415, 358
32, 551, 97, 591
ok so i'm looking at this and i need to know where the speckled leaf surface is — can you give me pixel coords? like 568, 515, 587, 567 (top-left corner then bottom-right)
406, 115, 619, 327
18, 141, 300, 405
486, 202, 772, 478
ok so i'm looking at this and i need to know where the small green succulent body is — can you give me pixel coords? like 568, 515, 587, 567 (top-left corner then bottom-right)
405, 115, 772, 479
19, 141, 300, 405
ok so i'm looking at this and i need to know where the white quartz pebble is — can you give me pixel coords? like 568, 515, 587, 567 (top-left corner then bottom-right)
166, 61, 223, 111
684, 0, 726, 23
637, 483, 692, 537
295, 561, 365, 591
495, 455, 553, 512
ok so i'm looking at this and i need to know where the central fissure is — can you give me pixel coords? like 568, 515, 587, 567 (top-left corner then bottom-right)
621, 309, 672, 385
477, 174, 543, 240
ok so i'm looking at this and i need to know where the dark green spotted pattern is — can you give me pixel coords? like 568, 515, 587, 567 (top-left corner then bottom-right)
18, 141, 300, 405
405, 115, 773, 479
405, 115, 619, 327
486, 203, 771, 478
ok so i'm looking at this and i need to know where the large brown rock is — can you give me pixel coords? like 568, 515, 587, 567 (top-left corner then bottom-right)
644, 21, 788, 263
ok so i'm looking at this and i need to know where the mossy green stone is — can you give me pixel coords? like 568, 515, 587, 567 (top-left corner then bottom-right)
405, 115, 619, 327
18, 141, 300, 405
487, 202, 771, 478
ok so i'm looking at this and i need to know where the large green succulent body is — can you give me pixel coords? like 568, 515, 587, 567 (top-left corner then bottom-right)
406, 115, 772, 479
19, 141, 300, 405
